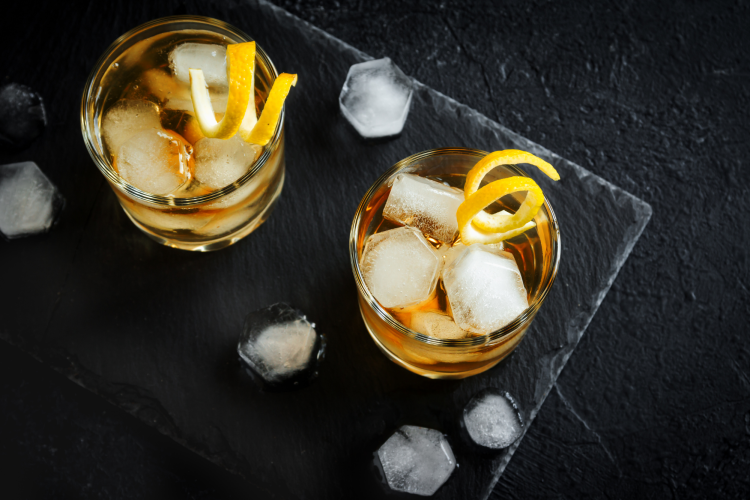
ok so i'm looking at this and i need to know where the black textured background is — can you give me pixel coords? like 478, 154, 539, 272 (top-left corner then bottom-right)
1, 0, 749, 499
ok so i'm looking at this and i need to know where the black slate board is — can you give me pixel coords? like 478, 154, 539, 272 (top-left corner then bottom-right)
0, 1, 651, 498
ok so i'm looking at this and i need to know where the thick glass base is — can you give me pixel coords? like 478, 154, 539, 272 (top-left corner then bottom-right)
126, 178, 284, 252
362, 311, 514, 380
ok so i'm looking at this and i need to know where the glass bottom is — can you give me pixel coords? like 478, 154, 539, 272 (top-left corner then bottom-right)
125, 177, 284, 252
361, 309, 515, 380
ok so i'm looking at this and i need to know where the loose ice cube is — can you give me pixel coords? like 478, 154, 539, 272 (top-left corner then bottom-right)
409, 311, 469, 340
101, 100, 162, 155
169, 43, 228, 89
383, 174, 464, 243
361, 227, 441, 310
0, 162, 64, 239
463, 391, 523, 449
238, 303, 324, 385
116, 129, 192, 195
0, 83, 47, 150
443, 245, 528, 335
377, 425, 456, 496
339, 57, 413, 138
194, 135, 262, 189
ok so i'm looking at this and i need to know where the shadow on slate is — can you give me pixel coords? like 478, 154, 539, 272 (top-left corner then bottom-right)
1, 0, 652, 499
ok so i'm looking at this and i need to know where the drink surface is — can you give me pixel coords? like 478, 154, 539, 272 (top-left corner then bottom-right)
99, 30, 269, 197
362, 171, 546, 337
90, 27, 286, 251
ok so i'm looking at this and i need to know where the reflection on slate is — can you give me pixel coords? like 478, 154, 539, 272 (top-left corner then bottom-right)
1, 1, 651, 499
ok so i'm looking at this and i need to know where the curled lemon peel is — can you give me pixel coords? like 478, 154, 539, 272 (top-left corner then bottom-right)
457, 150, 559, 245
239, 73, 297, 146
189, 42, 256, 140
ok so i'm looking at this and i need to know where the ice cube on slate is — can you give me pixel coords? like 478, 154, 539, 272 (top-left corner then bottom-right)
339, 57, 414, 138
116, 129, 191, 195
169, 43, 228, 89
361, 227, 441, 310
443, 245, 528, 335
238, 303, 322, 385
383, 174, 464, 244
0, 83, 47, 150
101, 100, 162, 155
0, 162, 63, 239
194, 135, 262, 189
409, 310, 469, 340
377, 425, 456, 496
463, 391, 523, 449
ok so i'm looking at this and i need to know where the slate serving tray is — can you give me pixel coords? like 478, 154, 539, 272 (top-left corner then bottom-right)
0, 1, 651, 498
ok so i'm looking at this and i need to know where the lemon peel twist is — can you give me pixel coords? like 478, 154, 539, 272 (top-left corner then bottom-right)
189, 42, 257, 140
457, 150, 559, 245
239, 73, 297, 146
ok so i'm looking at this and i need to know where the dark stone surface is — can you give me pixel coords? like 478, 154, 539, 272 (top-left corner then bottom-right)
0, 1, 747, 499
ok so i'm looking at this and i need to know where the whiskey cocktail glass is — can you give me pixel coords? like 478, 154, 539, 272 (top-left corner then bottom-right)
350, 148, 561, 379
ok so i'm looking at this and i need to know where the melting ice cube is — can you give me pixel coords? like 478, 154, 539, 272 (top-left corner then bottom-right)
463, 391, 523, 449
383, 174, 464, 244
0, 83, 47, 150
377, 425, 456, 496
238, 303, 324, 385
409, 311, 469, 340
193, 135, 262, 189
0, 162, 64, 239
361, 227, 441, 310
169, 43, 228, 89
101, 100, 162, 155
440, 240, 505, 269
339, 57, 413, 138
116, 129, 192, 195
443, 245, 528, 335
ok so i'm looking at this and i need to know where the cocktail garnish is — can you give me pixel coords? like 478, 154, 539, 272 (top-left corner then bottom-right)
189, 42, 297, 146
239, 73, 297, 146
189, 42, 257, 140
457, 150, 559, 245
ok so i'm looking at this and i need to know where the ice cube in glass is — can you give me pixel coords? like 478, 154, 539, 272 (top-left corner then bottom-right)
443, 244, 529, 335
383, 173, 464, 244
361, 227, 441, 310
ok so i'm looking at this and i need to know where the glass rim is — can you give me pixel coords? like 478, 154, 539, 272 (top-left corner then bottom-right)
80, 15, 283, 207
349, 147, 562, 348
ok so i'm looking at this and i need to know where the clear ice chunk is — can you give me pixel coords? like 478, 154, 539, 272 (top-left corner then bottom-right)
383, 174, 464, 244
409, 310, 469, 340
339, 57, 414, 138
193, 135, 262, 189
238, 303, 323, 385
116, 129, 192, 195
463, 391, 523, 449
101, 100, 162, 155
169, 43, 228, 89
0, 162, 63, 239
361, 227, 441, 310
440, 240, 505, 269
443, 245, 529, 335
0, 83, 47, 150
377, 425, 456, 496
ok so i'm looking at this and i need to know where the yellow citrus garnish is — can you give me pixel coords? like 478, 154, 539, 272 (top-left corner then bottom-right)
239, 73, 298, 146
189, 41, 296, 147
190, 42, 257, 140
457, 150, 559, 245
